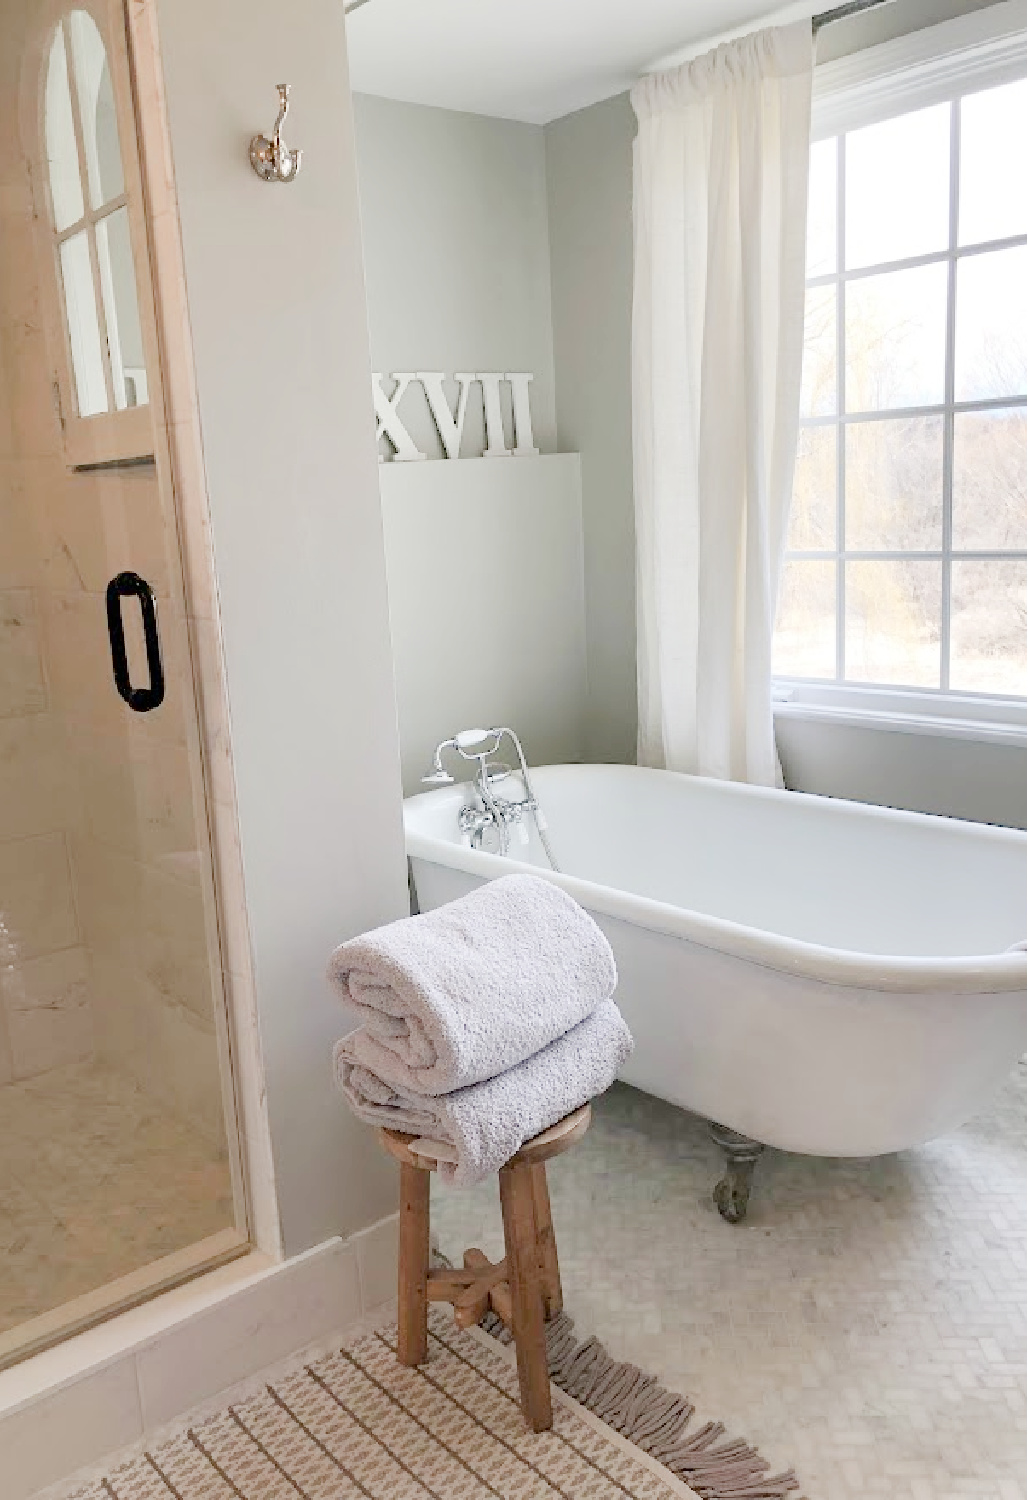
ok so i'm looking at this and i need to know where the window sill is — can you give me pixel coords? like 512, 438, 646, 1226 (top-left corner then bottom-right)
772, 682, 1028, 750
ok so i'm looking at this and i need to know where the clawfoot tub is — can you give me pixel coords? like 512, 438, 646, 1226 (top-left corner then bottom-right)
403, 764, 1027, 1221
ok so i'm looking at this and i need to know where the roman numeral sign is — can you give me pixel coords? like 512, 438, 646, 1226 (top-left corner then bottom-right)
371, 372, 538, 462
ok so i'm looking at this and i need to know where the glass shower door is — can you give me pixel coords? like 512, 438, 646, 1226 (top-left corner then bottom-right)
0, 0, 246, 1367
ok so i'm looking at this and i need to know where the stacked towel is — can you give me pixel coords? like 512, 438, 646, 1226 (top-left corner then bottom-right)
335, 999, 630, 1185
329, 874, 633, 1186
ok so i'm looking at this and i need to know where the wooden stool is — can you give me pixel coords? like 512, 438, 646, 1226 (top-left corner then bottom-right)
379, 1104, 591, 1432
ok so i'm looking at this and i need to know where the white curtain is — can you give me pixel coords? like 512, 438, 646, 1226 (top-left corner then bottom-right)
631, 23, 812, 785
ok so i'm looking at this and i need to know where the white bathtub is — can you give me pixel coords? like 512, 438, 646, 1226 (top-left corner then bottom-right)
405, 764, 1026, 1195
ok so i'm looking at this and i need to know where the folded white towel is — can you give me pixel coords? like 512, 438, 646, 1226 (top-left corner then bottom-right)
327, 874, 617, 1097
334, 997, 633, 1187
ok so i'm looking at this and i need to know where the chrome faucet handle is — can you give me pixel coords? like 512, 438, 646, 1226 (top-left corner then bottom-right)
482, 760, 516, 785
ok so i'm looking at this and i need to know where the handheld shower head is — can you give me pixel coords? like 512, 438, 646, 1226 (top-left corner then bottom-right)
455, 728, 493, 751
422, 737, 458, 786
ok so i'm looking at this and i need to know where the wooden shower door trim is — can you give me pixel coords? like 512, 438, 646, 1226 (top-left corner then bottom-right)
117, 0, 269, 1253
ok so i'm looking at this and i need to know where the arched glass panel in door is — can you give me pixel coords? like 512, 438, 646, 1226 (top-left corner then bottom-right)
44, 9, 147, 419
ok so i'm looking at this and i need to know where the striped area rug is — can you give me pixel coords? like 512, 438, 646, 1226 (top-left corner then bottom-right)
69, 1309, 698, 1500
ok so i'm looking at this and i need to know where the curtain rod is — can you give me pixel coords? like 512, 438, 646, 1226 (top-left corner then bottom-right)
812, 0, 897, 32
342, 0, 900, 29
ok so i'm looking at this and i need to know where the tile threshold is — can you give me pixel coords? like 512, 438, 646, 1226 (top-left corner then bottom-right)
0, 1248, 278, 1418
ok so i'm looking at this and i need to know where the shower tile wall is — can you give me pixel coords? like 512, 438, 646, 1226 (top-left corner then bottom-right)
0, 192, 93, 1088
39, 460, 224, 1143
0, 4, 222, 1143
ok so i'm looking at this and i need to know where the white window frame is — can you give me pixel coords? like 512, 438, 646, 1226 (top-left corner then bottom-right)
774, 0, 1027, 748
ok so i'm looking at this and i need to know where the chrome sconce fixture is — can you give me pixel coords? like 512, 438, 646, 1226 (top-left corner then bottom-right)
249, 84, 302, 183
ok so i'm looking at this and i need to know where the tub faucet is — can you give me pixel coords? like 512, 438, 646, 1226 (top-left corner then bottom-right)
421, 727, 558, 870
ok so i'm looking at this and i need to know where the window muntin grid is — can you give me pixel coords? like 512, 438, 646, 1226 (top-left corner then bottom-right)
775, 81, 1027, 701
44, 9, 148, 417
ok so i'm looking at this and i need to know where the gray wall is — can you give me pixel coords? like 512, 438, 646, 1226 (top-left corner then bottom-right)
352, 95, 590, 792
776, 717, 1026, 827
545, 93, 637, 766
380, 455, 587, 794
157, 0, 410, 1256
539, 3, 1027, 828
352, 94, 557, 460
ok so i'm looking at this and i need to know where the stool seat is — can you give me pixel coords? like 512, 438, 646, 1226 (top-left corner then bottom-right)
378, 1104, 591, 1433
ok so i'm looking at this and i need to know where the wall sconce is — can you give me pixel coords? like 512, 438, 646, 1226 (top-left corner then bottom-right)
249, 84, 303, 183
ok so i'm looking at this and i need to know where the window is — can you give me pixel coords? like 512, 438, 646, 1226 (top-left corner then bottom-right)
42, 8, 151, 461
774, 70, 1027, 708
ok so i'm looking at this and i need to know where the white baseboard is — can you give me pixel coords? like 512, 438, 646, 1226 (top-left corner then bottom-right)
0, 1215, 399, 1500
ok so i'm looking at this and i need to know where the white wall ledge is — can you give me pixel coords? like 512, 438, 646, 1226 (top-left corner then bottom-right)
774, 700, 1028, 749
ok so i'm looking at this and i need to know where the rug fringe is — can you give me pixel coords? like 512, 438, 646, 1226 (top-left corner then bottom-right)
477, 1303, 807, 1500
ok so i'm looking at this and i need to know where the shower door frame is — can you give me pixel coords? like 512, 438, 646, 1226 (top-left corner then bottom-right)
0, 0, 275, 1370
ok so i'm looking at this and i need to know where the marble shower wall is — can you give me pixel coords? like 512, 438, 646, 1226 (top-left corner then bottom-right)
0, 0, 221, 1139
0, 61, 92, 1084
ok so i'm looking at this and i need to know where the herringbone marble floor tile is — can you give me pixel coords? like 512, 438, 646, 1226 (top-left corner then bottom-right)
432, 1064, 1027, 1500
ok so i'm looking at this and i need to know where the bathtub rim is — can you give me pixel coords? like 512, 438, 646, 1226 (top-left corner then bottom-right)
404, 766, 1027, 998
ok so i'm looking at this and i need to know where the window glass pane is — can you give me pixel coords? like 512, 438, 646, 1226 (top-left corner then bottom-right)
952, 409, 1027, 551
800, 285, 836, 417
845, 103, 950, 270
845, 416, 943, 550
788, 426, 836, 549
59, 231, 108, 416
96, 208, 148, 410
950, 560, 1027, 695
959, 80, 1027, 246
806, 137, 837, 278
774, 561, 836, 679
954, 247, 1027, 401
45, 25, 83, 232
67, 10, 124, 209
845, 262, 947, 412
845, 560, 941, 687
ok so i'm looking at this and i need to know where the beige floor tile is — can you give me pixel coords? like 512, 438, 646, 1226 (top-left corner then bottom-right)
0, 1058, 235, 1337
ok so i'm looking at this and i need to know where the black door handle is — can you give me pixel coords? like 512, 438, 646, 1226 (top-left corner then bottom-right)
105, 572, 165, 712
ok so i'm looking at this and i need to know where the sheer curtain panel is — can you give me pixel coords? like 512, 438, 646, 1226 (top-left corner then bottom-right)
632, 22, 813, 784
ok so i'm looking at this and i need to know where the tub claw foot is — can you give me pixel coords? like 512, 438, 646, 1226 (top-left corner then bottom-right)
710, 1124, 765, 1224
713, 1163, 754, 1223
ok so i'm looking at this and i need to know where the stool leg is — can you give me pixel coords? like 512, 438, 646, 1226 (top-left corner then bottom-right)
398, 1161, 430, 1367
499, 1160, 552, 1432
530, 1163, 562, 1320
